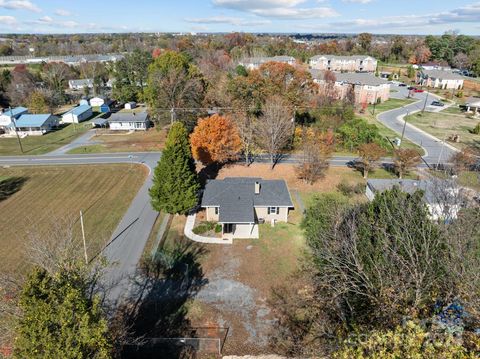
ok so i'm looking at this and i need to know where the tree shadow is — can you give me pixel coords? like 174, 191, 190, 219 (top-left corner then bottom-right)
0, 176, 28, 201
197, 162, 223, 187
119, 239, 208, 358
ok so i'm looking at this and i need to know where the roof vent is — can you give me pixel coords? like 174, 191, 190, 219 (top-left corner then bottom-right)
255, 181, 260, 195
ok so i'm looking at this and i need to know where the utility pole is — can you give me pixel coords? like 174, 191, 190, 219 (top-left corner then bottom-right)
400, 109, 409, 146
10, 107, 24, 154
372, 91, 378, 116
80, 210, 88, 265
436, 135, 447, 169
421, 88, 429, 113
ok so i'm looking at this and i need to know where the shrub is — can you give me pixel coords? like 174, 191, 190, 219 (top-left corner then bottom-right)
337, 181, 365, 196
214, 224, 222, 233
192, 221, 216, 235
471, 123, 480, 135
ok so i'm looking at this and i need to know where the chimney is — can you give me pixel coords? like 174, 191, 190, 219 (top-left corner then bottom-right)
255, 181, 260, 195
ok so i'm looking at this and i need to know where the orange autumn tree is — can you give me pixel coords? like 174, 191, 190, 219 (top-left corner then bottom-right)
190, 114, 243, 165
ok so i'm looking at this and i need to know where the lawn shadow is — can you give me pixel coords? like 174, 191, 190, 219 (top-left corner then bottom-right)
0, 176, 28, 201
119, 239, 208, 358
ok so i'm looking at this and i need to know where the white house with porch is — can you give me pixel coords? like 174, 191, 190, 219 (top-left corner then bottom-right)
108, 112, 150, 131
201, 177, 294, 240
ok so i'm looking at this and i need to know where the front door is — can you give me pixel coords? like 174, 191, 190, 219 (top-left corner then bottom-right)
223, 223, 234, 234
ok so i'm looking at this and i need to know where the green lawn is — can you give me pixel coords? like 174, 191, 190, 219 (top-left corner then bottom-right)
406, 111, 480, 150
358, 98, 424, 154
0, 123, 89, 156
0, 164, 147, 274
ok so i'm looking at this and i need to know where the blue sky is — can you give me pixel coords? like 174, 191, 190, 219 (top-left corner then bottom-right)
0, 0, 479, 35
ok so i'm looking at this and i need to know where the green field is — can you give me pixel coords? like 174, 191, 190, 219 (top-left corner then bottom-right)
0, 123, 89, 156
358, 98, 424, 154
406, 111, 480, 150
0, 164, 147, 274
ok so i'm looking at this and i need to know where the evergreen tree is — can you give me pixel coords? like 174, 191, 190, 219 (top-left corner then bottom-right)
149, 122, 199, 214
14, 267, 112, 359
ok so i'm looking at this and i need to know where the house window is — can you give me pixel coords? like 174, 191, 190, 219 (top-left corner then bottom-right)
268, 207, 279, 215
214, 207, 219, 215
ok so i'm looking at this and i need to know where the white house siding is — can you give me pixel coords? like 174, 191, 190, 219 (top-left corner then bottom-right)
310, 57, 377, 72
109, 121, 147, 131
62, 108, 93, 124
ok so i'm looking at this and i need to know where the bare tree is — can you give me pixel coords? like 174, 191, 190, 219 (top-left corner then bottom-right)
394, 148, 422, 179
296, 128, 333, 184
357, 143, 386, 179
255, 96, 294, 168
235, 111, 258, 165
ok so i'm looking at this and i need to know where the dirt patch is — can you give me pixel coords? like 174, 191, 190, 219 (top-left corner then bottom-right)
215, 163, 363, 194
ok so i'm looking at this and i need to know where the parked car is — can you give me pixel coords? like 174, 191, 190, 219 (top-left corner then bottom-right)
431, 101, 445, 107
399, 83, 407, 87
407, 86, 415, 90
414, 89, 424, 93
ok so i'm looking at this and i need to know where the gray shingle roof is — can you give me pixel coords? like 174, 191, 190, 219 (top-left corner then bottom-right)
465, 96, 480, 106
202, 177, 294, 223
108, 112, 149, 123
367, 179, 455, 204
309, 70, 388, 86
421, 70, 464, 80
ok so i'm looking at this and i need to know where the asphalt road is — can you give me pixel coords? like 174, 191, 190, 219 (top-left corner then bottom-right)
381, 85, 457, 165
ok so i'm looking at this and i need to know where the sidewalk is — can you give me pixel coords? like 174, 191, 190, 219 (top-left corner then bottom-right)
184, 212, 232, 245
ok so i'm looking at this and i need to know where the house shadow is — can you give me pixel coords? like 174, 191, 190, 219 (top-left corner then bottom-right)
0, 176, 28, 201
119, 240, 208, 359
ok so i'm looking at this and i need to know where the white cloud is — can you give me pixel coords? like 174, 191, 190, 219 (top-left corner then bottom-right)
0, 15, 17, 25
37, 15, 53, 23
0, 0, 41, 12
328, 2, 480, 30
213, 0, 338, 19
54, 9, 71, 16
185, 15, 271, 26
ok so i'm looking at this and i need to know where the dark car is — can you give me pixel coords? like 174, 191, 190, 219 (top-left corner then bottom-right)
399, 83, 407, 87
407, 86, 415, 90
431, 101, 445, 107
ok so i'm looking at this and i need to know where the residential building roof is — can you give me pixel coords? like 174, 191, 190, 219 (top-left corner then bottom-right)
15, 114, 55, 127
465, 96, 480, 106
201, 177, 294, 223
63, 104, 92, 116
1, 106, 28, 117
421, 70, 464, 80
310, 55, 374, 61
69, 79, 93, 86
108, 112, 149, 123
309, 70, 388, 86
367, 179, 452, 204
241, 55, 295, 65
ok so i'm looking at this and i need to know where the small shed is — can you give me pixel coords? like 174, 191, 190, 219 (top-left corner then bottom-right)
62, 105, 93, 124
99, 104, 110, 113
90, 97, 106, 107
125, 102, 137, 110
79, 99, 89, 106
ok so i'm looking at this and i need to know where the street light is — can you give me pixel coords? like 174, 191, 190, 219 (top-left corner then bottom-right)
9, 107, 24, 154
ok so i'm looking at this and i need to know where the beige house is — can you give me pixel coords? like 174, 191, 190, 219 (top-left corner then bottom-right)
310, 70, 391, 104
309, 55, 377, 72
201, 177, 294, 239
417, 70, 464, 90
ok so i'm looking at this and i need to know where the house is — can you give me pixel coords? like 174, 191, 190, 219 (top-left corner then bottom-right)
462, 96, 480, 114
61, 105, 93, 124
68, 79, 93, 90
125, 102, 137, 110
0, 107, 28, 132
89, 97, 106, 107
366, 179, 461, 220
238, 56, 296, 70
309, 55, 377, 72
7, 114, 58, 136
310, 70, 391, 104
417, 70, 464, 90
201, 177, 294, 239
108, 112, 150, 131
414, 62, 451, 71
